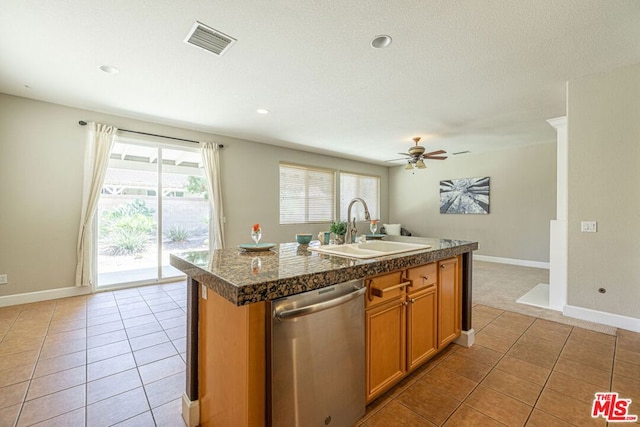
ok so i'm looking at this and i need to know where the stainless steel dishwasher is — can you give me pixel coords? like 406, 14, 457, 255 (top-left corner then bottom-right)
268, 279, 366, 427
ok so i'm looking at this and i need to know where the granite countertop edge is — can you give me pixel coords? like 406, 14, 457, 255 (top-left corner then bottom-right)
170, 239, 478, 306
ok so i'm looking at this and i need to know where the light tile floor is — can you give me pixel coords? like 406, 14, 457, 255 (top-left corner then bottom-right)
1, 273, 639, 426
0, 282, 188, 427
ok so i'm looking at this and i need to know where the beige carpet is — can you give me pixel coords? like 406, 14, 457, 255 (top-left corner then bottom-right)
472, 261, 617, 335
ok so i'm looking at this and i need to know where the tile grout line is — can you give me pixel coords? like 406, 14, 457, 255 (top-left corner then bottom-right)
138, 286, 164, 426
10, 302, 29, 427
145, 283, 187, 424
439, 309, 525, 426
440, 310, 577, 426
20, 299, 58, 427
606, 336, 618, 427
117, 284, 187, 424
0, 285, 186, 427
15, 297, 81, 427
114, 287, 154, 425
520, 319, 574, 426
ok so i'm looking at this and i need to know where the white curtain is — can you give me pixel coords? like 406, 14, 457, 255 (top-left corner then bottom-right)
75, 122, 117, 287
201, 142, 225, 249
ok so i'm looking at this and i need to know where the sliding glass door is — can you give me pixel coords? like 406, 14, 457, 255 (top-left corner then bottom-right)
96, 140, 209, 288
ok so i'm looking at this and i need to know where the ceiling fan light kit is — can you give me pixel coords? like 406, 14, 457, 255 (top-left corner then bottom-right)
390, 136, 448, 171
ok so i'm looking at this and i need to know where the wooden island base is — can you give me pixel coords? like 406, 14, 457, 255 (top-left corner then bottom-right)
171, 237, 478, 427
185, 255, 473, 426
194, 288, 266, 427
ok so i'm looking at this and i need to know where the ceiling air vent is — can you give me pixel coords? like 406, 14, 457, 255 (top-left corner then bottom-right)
184, 21, 236, 56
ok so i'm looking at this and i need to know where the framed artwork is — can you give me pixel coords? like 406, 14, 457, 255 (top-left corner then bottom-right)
440, 177, 490, 214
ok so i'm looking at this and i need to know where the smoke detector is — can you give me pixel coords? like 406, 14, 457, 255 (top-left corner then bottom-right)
184, 21, 237, 56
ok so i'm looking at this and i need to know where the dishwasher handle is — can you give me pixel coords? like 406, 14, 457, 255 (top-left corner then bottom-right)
275, 286, 366, 321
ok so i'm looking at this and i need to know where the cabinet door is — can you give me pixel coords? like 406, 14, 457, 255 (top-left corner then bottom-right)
438, 257, 461, 348
406, 286, 437, 371
365, 297, 406, 403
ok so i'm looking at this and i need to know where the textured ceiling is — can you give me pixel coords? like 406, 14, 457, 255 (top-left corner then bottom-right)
1, 0, 639, 165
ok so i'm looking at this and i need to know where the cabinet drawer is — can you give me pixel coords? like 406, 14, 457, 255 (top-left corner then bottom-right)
405, 263, 437, 291
365, 271, 407, 308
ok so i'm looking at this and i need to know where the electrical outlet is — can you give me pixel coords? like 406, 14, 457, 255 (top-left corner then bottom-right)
0, 274, 7, 285
201, 284, 208, 300
581, 221, 597, 232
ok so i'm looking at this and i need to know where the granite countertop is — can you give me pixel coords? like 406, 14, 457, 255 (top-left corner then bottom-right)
170, 235, 478, 306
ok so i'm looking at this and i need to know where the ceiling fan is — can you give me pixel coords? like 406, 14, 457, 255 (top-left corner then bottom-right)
386, 137, 448, 170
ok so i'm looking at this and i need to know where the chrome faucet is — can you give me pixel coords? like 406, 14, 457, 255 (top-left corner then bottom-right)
346, 198, 371, 244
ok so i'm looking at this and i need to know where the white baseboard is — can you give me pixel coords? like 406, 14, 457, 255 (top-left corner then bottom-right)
0, 286, 91, 307
473, 254, 550, 270
564, 305, 640, 333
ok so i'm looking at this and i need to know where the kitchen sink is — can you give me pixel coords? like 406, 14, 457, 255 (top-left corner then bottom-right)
308, 241, 431, 259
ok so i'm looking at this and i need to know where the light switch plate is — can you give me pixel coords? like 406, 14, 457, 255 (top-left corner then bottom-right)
201, 284, 208, 300
581, 221, 597, 232
0, 274, 7, 285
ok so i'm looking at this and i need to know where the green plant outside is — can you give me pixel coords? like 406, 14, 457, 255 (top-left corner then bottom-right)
105, 228, 149, 256
166, 225, 190, 242
100, 199, 156, 255
187, 176, 209, 199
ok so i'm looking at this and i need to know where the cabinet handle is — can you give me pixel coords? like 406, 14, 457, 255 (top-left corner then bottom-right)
410, 298, 416, 304
441, 264, 446, 269
403, 301, 409, 307
422, 275, 429, 281
370, 280, 411, 298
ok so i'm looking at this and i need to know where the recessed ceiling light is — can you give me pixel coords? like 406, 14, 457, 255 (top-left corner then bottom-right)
256, 109, 269, 114
99, 65, 119, 74
371, 35, 392, 49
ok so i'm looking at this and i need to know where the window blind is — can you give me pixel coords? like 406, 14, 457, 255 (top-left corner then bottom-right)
279, 163, 336, 224
340, 172, 380, 221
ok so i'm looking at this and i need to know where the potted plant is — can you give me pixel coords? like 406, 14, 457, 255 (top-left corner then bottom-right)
330, 221, 347, 244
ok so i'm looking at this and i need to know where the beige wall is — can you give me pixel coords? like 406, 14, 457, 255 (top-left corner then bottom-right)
0, 94, 388, 297
388, 143, 557, 262
567, 63, 640, 318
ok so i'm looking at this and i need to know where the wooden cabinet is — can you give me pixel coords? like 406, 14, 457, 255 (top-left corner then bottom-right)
365, 256, 461, 403
365, 297, 406, 401
405, 262, 438, 372
406, 285, 437, 371
364, 271, 407, 402
438, 257, 461, 348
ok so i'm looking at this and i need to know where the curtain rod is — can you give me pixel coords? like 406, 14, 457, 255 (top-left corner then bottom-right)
78, 121, 223, 148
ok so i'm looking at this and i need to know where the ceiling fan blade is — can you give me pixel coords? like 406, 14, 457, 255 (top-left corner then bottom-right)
397, 152, 411, 157
423, 150, 446, 156
385, 157, 410, 162
423, 156, 448, 160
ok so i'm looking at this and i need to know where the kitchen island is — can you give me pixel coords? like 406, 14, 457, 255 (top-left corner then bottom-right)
170, 235, 478, 427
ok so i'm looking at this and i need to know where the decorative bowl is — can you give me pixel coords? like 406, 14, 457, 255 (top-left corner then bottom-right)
295, 234, 313, 245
